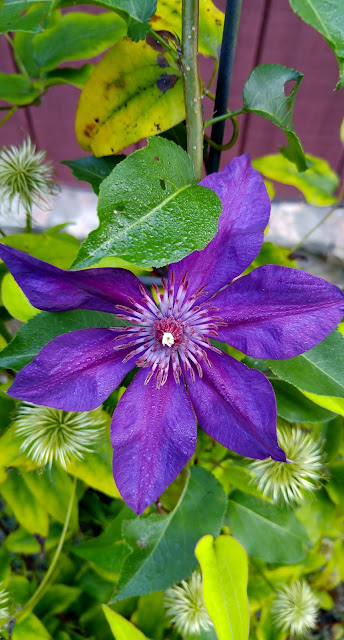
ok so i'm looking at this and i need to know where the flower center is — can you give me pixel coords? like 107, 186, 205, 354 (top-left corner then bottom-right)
112, 271, 225, 389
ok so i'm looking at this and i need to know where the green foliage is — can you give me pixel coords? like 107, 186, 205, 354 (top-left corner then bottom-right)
14, 11, 127, 74
0, 1, 53, 34
271, 379, 336, 423
243, 64, 308, 171
113, 467, 226, 600
267, 329, 344, 398
0, 72, 40, 105
226, 491, 310, 563
290, 0, 344, 89
62, 156, 126, 194
253, 153, 339, 205
102, 605, 148, 639
73, 138, 222, 268
196, 535, 249, 640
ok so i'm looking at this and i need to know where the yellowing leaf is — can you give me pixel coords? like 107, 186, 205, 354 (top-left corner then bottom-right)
195, 534, 249, 640
1, 467, 50, 536
2, 273, 40, 322
102, 605, 148, 639
151, 0, 224, 58
301, 390, 344, 417
253, 154, 338, 205
76, 38, 184, 156
66, 436, 121, 499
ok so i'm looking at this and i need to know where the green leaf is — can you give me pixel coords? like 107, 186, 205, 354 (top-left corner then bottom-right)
195, 535, 249, 640
113, 467, 226, 601
271, 379, 336, 423
134, 592, 165, 640
62, 155, 126, 194
75, 39, 184, 156
71, 506, 133, 579
152, 0, 224, 58
66, 436, 122, 499
44, 65, 94, 89
0, 0, 53, 34
0, 72, 40, 105
267, 330, 344, 398
326, 460, 344, 507
0, 309, 121, 371
15, 11, 127, 73
253, 154, 339, 205
23, 467, 77, 525
226, 491, 310, 564
12, 613, 52, 640
321, 416, 343, 461
102, 605, 148, 640
1, 467, 50, 536
4, 522, 63, 554
34, 584, 82, 618
243, 64, 308, 171
73, 137, 222, 268
289, 0, 344, 90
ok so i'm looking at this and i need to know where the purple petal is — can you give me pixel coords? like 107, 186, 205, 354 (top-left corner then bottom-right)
9, 329, 134, 410
0, 244, 147, 314
169, 155, 270, 299
215, 265, 344, 359
184, 351, 285, 461
111, 369, 197, 514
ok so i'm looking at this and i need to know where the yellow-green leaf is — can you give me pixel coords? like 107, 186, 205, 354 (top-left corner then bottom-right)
301, 390, 344, 416
102, 605, 148, 640
2, 272, 39, 321
75, 38, 184, 156
13, 613, 52, 640
195, 534, 249, 640
66, 436, 121, 499
253, 153, 339, 205
151, 0, 224, 58
1, 467, 49, 536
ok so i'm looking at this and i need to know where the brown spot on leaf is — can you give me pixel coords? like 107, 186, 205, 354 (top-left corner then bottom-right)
157, 73, 178, 93
83, 123, 96, 138
157, 54, 170, 69
155, 122, 162, 131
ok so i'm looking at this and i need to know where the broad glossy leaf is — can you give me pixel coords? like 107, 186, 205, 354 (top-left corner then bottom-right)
271, 379, 336, 423
62, 155, 126, 194
102, 605, 148, 640
12, 613, 52, 640
1, 467, 50, 536
75, 39, 184, 156
302, 390, 344, 416
0, 72, 40, 105
152, 0, 224, 58
73, 137, 222, 268
0, 309, 121, 371
226, 491, 310, 563
290, 0, 344, 90
66, 436, 121, 499
1, 272, 39, 322
196, 535, 249, 640
14, 11, 127, 73
112, 467, 226, 600
71, 506, 134, 579
0, 0, 53, 34
253, 154, 338, 205
243, 65, 307, 171
267, 330, 344, 398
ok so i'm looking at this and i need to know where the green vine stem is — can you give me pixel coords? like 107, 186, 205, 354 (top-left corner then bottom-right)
181, 0, 203, 183
13, 475, 77, 628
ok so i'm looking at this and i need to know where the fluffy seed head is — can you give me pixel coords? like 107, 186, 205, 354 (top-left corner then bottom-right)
0, 584, 9, 630
272, 581, 318, 637
0, 138, 58, 218
14, 404, 107, 468
164, 572, 213, 636
250, 425, 324, 505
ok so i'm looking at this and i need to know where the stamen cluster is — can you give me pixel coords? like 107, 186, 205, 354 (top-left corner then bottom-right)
112, 271, 225, 389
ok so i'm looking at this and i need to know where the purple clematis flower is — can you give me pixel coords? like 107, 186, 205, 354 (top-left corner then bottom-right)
1, 155, 343, 515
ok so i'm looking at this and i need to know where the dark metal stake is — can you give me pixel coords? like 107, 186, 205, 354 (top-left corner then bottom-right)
207, 0, 242, 174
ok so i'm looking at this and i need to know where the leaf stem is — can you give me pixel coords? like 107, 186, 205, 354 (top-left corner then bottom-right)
14, 475, 77, 626
0, 106, 18, 128
181, 0, 203, 182
290, 179, 344, 253
207, 0, 243, 174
